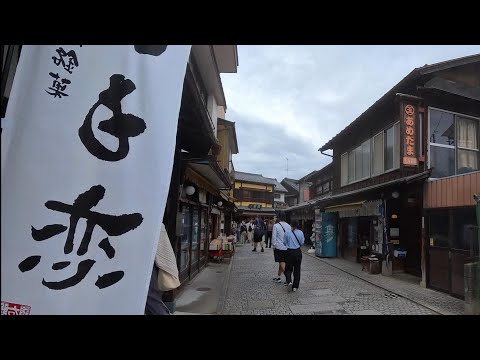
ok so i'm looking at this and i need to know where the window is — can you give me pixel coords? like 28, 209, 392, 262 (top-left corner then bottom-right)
457, 117, 479, 175
341, 124, 399, 187
323, 181, 330, 192
452, 208, 477, 251
361, 140, 371, 179
429, 212, 449, 248
429, 108, 479, 178
385, 126, 394, 171
372, 132, 384, 176
394, 122, 400, 169
348, 151, 355, 184
274, 193, 281, 199
341, 153, 348, 186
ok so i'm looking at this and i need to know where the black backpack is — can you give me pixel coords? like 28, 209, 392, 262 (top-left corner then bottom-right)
254, 219, 265, 238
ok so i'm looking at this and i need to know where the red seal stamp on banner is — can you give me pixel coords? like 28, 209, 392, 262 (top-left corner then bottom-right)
1, 301, 31, 315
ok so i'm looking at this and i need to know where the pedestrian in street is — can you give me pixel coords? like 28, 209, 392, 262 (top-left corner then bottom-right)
240, 220, 248, 244
283, 220, 305, 292
252, 216, 266, 252
271, 212, 291, 283
265, 219, 274, 248
247, 219, 254, 244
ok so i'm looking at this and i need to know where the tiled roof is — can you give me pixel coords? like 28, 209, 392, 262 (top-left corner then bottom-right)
234, 171, 287, 192
281, 178, 299, 192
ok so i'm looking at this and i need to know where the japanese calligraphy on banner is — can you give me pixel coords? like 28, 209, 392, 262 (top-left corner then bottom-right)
402, 103, 418, 166
1, 45, 191, 314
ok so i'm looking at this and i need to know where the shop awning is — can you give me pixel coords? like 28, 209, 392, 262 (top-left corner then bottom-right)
187, 156, 231, 190
324, 201, 366, 213
236, 206, 277, 217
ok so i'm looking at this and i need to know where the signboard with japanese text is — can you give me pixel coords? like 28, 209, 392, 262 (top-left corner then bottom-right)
402, 103, 418, 167
1, 45, 191, 314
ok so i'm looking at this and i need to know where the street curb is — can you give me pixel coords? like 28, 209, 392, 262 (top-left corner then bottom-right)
216, 255, 234, 315
303, 250, 455, 315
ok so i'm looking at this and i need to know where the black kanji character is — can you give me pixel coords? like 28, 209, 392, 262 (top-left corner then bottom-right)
134, 45, 167, 56
78, 74, 146, 161
46, 72, 71, 98
52, 47, 79, 74
19, 185, 143, 290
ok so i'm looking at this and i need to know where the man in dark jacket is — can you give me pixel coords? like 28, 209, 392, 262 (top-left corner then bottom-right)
252, 216, 266, 252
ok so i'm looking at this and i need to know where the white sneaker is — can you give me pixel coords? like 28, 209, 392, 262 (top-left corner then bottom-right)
287, 282, 293, 292
292, 288, 297, 292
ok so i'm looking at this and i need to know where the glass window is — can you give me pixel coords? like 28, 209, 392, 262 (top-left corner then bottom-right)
354, 145, 362, 181
429, 109, 480, 178
323, 181, 330, 192
372, 132, 384, 176
180, 205, 191, 272
452, 208, 477, 251
457, 149, 478, 175
200, 209, 207, 260
361, 139, 370, 179
191, 208, 199, 264
429, 109, 455, 146
274, 193, 281, 199
348, 151, 355, 184
457, 117, 478, 150
430, 146, 455, 178
457, 117, 479, 175
341, 153, 348, 186
429, 212, 449, 248
394, 122, 400, 169
385, 126, 394, 171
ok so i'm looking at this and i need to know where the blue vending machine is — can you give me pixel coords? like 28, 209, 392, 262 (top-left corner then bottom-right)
315, 212, 337, 258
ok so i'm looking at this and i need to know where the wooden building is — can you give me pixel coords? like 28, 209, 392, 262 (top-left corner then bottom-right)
318, 53, 480, 298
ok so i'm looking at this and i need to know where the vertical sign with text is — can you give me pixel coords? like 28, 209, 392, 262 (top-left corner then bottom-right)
1, 45, 191, 314
402, 103, 418, 167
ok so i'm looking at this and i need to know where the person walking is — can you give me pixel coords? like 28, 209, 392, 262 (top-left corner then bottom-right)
265, 219, 274, 248
252, 216, 266, 252
271, 212, 291, 283
283, 220, 305, 292
239, 220, 248, 244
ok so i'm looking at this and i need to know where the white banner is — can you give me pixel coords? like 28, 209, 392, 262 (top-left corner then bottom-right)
1, 45, 191, 314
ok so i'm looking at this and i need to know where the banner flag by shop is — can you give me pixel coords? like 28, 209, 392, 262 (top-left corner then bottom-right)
1, 45, 191, 315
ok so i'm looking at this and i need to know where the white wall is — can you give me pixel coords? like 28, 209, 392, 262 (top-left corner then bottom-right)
274, 192, 285, 203
208, 95, 218, 137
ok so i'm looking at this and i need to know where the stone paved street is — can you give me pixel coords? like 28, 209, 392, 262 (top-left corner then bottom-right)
221, 243, 464, 315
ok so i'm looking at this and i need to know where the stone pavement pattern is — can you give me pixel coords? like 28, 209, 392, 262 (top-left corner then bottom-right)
221, 244, 461, 315
314, 254, 464, 315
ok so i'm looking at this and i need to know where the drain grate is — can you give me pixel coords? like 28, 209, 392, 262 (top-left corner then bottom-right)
384, 293, 399, 298
196, 287, 211, 292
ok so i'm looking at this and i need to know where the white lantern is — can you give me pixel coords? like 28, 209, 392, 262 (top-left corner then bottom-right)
217, 201, 223, 207
185, 185, 195, 196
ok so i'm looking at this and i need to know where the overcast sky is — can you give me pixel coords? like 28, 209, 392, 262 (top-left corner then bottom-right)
220, 45, 480, 182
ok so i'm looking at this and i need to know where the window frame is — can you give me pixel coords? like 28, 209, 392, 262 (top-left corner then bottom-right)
372, 130, 384, 176
427, 107, 480, 179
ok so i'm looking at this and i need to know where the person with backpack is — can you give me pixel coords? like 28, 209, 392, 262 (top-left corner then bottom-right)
252, 216, 266, 252
283, 220, 305, 293
240, 220, 248, 244
247, 219, 254, 244
271, 212, 291, 283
